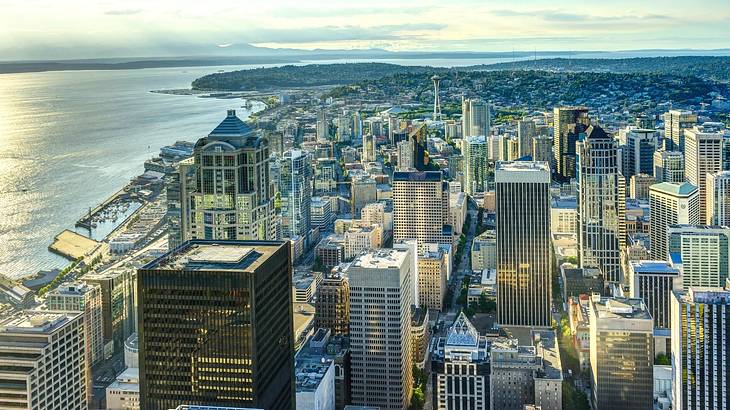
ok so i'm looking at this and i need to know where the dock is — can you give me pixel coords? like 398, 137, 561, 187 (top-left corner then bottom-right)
48, 229, 101, 260
75, 188, 135, 230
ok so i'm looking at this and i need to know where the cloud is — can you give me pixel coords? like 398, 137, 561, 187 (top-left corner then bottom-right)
104, 8, 143, 16
239, 23, 446, 44
489, 8, 673, 23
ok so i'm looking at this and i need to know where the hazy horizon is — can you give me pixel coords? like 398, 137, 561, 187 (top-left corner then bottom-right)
1, 0, 729, 61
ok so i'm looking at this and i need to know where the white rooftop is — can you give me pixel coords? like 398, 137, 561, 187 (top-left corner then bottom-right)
352, 249, 409, 270
188, 246, 254, 264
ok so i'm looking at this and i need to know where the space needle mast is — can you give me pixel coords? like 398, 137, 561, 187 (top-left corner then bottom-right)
431, 75, 442, 121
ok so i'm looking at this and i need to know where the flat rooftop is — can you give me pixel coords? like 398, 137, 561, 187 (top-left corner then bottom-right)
496, 160, 550, 173
630, 260, 680, 276
0, 311, 78, 334
352, 248, 409, 270
591, 297, 652, 321
143, 240, 285, 272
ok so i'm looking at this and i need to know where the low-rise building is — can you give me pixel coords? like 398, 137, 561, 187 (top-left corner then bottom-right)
296, 329, 336, 410
550, 196, 578, 234
411, 307, 430, 369
471, 230, 496, 271
418, 249, 447, 311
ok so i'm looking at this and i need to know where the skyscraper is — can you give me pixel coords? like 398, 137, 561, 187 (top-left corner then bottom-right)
706, 171, 730, 226
621, 127, 658, 181
577, 125, 626, 283
553, 106, 590, 181
317, 110, 329, 141
462, 98, 490, 137
137, 240, 294, 410
684, 126, 724, 223
463, 135, 488, 195
315, 271, 350, 336
280, 149, 312, 240
668, 225, 730, 288
517, 119, 537, 158
0, 311, 87, 410
348, 249, 413, 409
628, 260, 682, 331
648, 182, 700, 260
532, 135, 553, 166
663, 109, 697, 151
362, 133, 376, 163
409, 123, 428, 171
671, 284, 730, 410
496, 161, 552, 327
653, 150, 685, 183
588, 296, 654, 410
629, 173, 655, 200
180, 110, 276, 242
392, 171, 452, 249
417, 248, 447, 311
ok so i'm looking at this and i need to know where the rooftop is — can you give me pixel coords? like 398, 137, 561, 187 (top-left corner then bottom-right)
392, 170, 443, 182
208, 110, 256, 138
629, 260, 680, 276
445, 312, 480, 348
495, 160, 550, 173
352, 248, 409, 270
649, 182, 698, 197
143, 240, 285, 272
0, 311, 79, 334
591, 296, 652, 321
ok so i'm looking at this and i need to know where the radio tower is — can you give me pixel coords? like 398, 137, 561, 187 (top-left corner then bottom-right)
432, 75, 442, 121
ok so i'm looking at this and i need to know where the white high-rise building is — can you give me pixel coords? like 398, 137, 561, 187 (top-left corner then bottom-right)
396, 139, 414, 170
671, 284, 730, 410
648, 182, 700, 260
495, 161, 552, 327
668, 225, 730, 289
348, 249, 413, 409
707, 171, 730, 226
577, 125, 626, 283
317, 110, 329, 142
463, 135, 488, 195
0, 311, 87, 410
684, 126, 724, 223
46, 282, 104, 366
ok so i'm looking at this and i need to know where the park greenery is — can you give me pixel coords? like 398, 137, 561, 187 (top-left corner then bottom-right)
409, 365, 428, 410
37, 253, 103, 297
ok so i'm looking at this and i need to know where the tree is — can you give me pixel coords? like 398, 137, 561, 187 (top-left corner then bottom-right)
655, 353, 671, 366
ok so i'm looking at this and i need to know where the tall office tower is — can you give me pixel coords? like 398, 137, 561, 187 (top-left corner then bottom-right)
167, 158, 196, 249
496, 161, 552, 327
392, 171, 452, 249
684, 126, 724, 223
553, 106, 590, 181
362, 133, 376, 163
649, 182, 700, 260
138, 240, 294, 410
671, 284, 730, 410
316, 110, 329, 141
653, 150, 685, 183
532, 135, 554, 166
348, 249, 413, 409
629, 173, 655, 200
463, 135, 488, 195
280, 149, 312, 240
181, 110, 276, 242
315, 272, 350, 336
81, 266, 136, 353
588, 296, 654, 410
46, 282, 104, 366
0, 311, 86, 410
628, 260, 682, 331
621, 127, 658, 181
417, 248, 447, 311
436, 312, 489, 410
663, 109, 697, 151
707, 171, 730, 226
577, 125, 626, 283
668, 225, 730, 288
462, 98, 491, 137
518, 119, 537, 157
396, 139, 414, 170
408, 123, 429, 171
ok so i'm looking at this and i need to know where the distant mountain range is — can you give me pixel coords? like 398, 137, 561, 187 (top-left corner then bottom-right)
1, 45, 729, 75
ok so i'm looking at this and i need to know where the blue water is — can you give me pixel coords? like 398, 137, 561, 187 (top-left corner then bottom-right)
0, 66, 266, 279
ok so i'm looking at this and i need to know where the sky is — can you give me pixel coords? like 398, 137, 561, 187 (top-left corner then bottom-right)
1, 0, 729, 60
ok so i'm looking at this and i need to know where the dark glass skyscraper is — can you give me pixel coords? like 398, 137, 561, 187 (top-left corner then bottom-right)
138, 240, 294, 410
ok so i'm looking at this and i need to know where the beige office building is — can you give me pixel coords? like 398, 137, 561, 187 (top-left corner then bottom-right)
392, 171, 452, 249
663, 109, 697, 151
684, 126, 724, 223
417, 249, 447, 311
348, 249, 413, 409
0, 311, 87, 410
